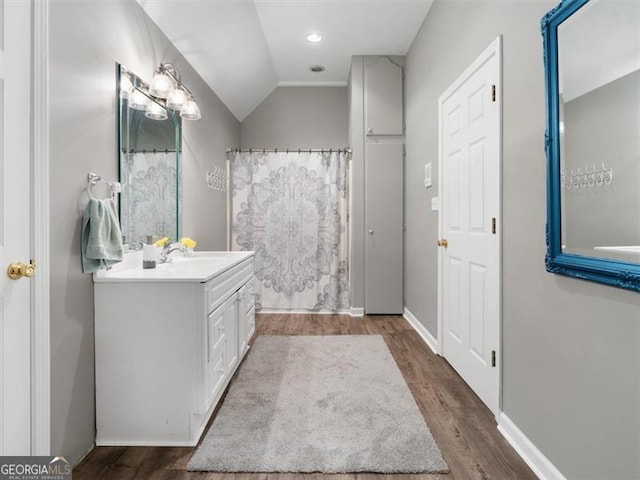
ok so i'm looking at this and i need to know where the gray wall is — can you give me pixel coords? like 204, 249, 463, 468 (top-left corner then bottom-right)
50, 0, 239, 465
240, 86, 348, 148
563, 70, 640, 250
404, 2, 640, 479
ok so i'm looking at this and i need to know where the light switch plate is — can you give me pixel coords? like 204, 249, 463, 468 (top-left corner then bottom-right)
424, 163, 432, 188
431, 196, 440, 211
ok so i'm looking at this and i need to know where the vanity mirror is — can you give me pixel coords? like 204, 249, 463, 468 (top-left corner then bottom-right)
118, 64, 182, 244
542, 0, 640, 291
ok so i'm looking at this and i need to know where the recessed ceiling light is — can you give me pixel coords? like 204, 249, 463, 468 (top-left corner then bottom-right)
310, 65, 325, 73
306, 33, 322, 43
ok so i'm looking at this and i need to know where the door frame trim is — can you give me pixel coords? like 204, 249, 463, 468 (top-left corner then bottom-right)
32, 0, 51, 455
437, 35, 503, 417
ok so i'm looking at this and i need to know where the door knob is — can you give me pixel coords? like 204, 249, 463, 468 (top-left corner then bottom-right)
437, 239, 448, 248
7, 260, 36, 280
368, 229, 374, 235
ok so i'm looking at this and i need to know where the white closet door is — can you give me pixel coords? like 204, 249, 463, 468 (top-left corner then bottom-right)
365, 57, 403, 136
364, 142, 404, 314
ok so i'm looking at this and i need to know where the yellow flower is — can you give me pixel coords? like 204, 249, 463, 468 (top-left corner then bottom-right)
154, 237, 170, 247
180, 237, 197, 249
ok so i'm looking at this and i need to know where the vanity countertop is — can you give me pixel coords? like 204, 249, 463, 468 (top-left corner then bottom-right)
93, 250, 254, 283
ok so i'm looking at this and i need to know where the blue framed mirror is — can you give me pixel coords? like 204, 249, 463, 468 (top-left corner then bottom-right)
542, 0, 640, 291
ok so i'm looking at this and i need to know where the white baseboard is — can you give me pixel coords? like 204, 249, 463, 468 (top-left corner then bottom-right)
349, 307, 364, 317
497, 412, 566, 480
403, 307, 439, 355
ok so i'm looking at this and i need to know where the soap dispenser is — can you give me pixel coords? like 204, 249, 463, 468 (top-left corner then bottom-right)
142, 235, 158, 269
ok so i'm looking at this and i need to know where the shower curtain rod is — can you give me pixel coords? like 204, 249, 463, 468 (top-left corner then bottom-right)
226, 147, 352, 155
124, 148, 178, 154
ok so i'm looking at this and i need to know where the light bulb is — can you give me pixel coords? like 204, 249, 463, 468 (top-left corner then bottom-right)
129, 88, 149, 110
149, 71, 173, 98
166, 88, 188, 110
180, 99, 201, 120
120, 75, 133, 98
145, 101, 168, 121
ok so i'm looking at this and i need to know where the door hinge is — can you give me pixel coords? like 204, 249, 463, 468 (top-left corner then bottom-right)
491, 350, 496, 367
491, 84, 496, 102
492, 217, 497, 234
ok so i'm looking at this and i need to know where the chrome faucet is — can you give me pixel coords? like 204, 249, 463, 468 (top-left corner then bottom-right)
158, 242, 186, 264
129, 240, 144, 251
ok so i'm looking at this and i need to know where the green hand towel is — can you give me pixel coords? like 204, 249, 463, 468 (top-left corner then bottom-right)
81, 199, 124, 273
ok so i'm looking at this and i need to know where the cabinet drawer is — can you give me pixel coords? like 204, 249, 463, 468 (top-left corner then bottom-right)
205, 259, 254, 314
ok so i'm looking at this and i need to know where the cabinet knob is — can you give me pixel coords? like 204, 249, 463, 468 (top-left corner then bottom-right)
368, 229, 374, 235
367, 128, 373, 133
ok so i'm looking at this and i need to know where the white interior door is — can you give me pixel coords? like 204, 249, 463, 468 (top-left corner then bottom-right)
438, 37, 502, 416
0, 0, 34, 454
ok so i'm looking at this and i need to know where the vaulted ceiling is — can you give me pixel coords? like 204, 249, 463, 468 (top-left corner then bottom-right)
138, 0, 433, 121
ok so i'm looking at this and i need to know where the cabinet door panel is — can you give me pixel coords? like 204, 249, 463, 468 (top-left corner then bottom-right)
206, 303, 226, 408
246, 306, 255, 343
207, 349, 226, 410
365, 57, 403, 135
365, 143, 404, 313
237, 285, 247, 357
208, 306, 226, 362
224, 295, 239, 374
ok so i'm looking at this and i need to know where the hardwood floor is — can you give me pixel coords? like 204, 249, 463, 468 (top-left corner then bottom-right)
74, 314, 536, 480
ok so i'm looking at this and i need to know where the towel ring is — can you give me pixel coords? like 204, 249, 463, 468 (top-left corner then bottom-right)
87, 172, 119, 200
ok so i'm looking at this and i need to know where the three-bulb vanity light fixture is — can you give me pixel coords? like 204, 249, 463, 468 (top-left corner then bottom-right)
122, 63, 201, 121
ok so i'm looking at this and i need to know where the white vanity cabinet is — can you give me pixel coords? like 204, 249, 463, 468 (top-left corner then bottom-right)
93, 252, 255, 446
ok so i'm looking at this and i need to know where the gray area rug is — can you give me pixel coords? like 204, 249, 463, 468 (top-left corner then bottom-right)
188, 335, 448, 473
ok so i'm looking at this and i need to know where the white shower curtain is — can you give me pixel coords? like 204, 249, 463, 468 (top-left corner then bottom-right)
231, 151, 349, 312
